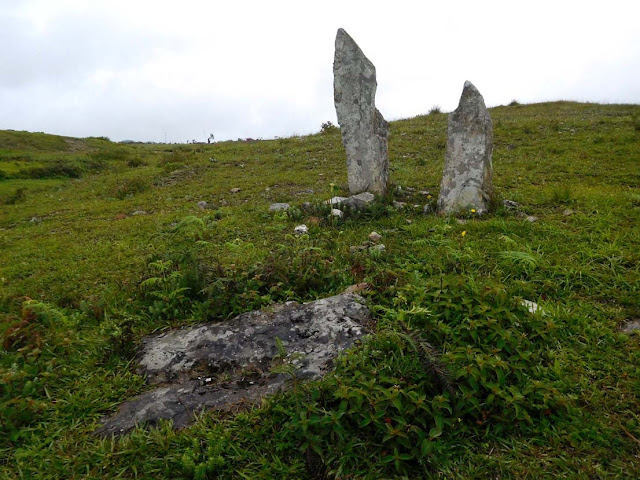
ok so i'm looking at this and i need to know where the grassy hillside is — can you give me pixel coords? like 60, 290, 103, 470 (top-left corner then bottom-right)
1, 101, 639, 478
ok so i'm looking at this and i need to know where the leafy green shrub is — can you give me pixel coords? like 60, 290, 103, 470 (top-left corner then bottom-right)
126, 157, 148, 167
112, 176, 149, 199
90, 146, 131, 162
509, 100, 520, 106
386, 276, 567, 431
320, 121, 339, 134
139, 216, 211, 321
0, 301, 71, 445
550, 184, 575, 205
21, 160, 83, 178
18, 157, 105, 179
428, 105, 442, 115
203, 234, 352, 316
0, 187, 26, 205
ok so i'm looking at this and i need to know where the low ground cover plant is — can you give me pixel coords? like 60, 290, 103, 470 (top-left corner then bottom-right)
0, 101, 639, 478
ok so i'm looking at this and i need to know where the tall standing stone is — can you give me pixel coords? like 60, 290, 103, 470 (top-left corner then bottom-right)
437, 81, 493, 214
333, 28, 389, 195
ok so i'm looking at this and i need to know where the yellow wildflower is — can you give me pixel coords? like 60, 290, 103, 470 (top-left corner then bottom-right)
461, 231, 467, 237
470, 209, 476, 213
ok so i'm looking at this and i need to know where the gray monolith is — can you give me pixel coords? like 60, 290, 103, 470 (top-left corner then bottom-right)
333, 28, 389, 195
437, 81, 493, 214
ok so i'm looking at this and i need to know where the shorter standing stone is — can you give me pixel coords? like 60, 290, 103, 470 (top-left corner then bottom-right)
437, 81, 493, 215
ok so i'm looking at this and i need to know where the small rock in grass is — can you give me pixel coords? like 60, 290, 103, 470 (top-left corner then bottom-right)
419, 190, 432, 196
620, 319, 640, 334
327, 196, 349, 206
525, 215, 538, 223
230, 188, 241, 194
197, 201, 208, 210
343, 283, 372, 294
294, 224, 308, 235
331, 208, 344, 218
368, 231, 382, 243
423, 204, 433, 215
521, 299, 543, 315
503, 199, 520, 209
132, 210, 148, 216
269, 203, 290, 212
562, 209, 574, 216
393, 201, 407, 209
370, 243, 385, 253
349, 245, 367, 254
29, 216, 41, 223
345, 192, 375, 209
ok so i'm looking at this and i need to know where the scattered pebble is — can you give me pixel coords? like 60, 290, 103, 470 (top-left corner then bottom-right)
525, 216, 538, 223
503, 199, 520, 209
370, 244, 386, 253
521, 299, 545, 315
393, 201, 407, 209
330, 208, 344, 218
620, 319, 640, 334
29, 216, 41, 223
562, 209, 574, 216
132, 210, 148, 216
269, 203, 290, 212
197, 201, 208, 210
419, 190, 432, 196
230, 188, 241, 194
327, 196, 349, 206
294, 224, 308, 235
368, 231, 382, 243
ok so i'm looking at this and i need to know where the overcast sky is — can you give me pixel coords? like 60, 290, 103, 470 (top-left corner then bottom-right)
1, 0, 639, 143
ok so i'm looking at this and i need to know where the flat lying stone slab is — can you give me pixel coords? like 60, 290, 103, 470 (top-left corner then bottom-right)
95, 293, 370, 437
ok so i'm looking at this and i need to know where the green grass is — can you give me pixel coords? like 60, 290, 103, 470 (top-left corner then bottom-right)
1, 101, 639, 479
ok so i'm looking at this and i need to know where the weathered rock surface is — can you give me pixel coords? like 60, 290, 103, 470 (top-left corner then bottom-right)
269, 202, 290, 212
333, 28, 389, 195
326, 192, 375, 209
95, 293, 370, 436
437, 81, 493, 215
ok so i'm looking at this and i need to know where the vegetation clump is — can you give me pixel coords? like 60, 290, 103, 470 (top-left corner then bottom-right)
0, 101, 639, 478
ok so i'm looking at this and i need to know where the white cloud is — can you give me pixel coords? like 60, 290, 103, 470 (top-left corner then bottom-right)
1, 0, 639, 142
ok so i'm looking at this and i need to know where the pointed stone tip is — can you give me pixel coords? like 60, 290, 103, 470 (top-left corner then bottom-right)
336, 28, 351, 42
463, 80, 477, 92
